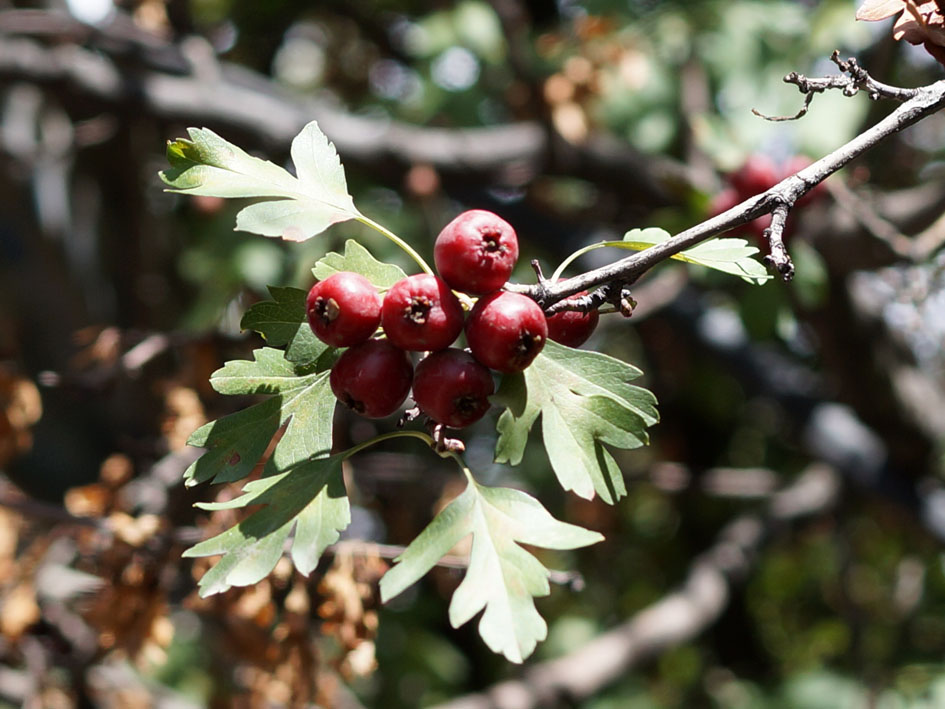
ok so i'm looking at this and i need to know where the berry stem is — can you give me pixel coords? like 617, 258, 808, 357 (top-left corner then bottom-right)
357, 214, 435, 276
550, 240, 627, 283
339, 429, 469, 468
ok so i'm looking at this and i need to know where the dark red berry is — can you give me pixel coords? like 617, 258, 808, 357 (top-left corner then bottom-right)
465, 291, 547, 373
413, 349, 494, 428
306, 272, 381, 347
545, 292, 599, 347
434, 210, 519, 295
381, 274, 464, 352
728, 155, 779, 198
329, 339, 413, 418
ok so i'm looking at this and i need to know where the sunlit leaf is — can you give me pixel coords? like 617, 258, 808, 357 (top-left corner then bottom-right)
241, 286, 329, 365
184, 348, 334, 487
312, 239, 408, 291
622, 227, 771, 284
161, 121, 361, 241
494, 340, 658, 504
380, 477, 602, 663
184, 454, 350, 595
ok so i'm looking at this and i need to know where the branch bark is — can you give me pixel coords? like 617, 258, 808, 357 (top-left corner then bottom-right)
521, 77, 945, 308
0, 10, 682, 206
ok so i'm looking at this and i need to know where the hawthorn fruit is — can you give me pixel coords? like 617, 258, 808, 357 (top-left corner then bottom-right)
434, 209, 519, 295
545, 292, 599, 347
306, 272, 381, 347
728, 155, 779, 198
413, 348, 494, 428
381, 274, 465, 352
465, 291, 548, 373
329, 339, 413, 418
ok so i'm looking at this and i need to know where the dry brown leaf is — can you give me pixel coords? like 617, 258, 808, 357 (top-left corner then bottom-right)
64, 484, 110, 518
0, 581, 40, 639
107, 512, 163, 547
0, 508, 21, 579
0, 368, 41, 466
99, 453, 133, 488
341, 640, 377, 679
892, 2, 945, 44
856, 0, 945, 63
856, 0, 908, 20
160, 384, 206, 451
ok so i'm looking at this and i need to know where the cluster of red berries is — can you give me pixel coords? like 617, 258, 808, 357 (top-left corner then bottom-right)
305, 210, 599, 428
710, 155, 828, 244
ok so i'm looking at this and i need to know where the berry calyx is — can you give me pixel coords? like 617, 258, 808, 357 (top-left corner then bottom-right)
329, 339, 413, 418
381, 274, 464, 352
465, 291, 548, 373
413, 349, 494, 428
545, 292, 599, 347
306, 272, 381, 347
434, 210, 519, 295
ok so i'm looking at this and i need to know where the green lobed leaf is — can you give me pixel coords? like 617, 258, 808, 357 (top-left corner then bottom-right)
379, 477, 602, 663
184, 347, 335, 487
493, 340, 659, 504
621, 227, 771, 284
240, 286, 329, 365
160, 121, 361, 241
312, 239, 408, 291
183, 454, 350, 596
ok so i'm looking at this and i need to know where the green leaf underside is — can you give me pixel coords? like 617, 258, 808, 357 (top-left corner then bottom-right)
379, 479, 602, 663
622, 227, 771, 284
494, 340, 659, 504
184, 347, 335, 487
241, 286, 329, 365
160, 121, 361, 241
183, 454, 350, 596
312, 239, 408, 291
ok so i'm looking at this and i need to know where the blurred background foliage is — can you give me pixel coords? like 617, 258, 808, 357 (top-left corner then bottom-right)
1, 0, 945, 706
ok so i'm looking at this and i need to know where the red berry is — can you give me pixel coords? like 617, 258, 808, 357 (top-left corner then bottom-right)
728, 155, 779, 198
545, 292, 599, 347
381, 274, 464, 352
465, 291, 547, 373
330, 339, 413, 418
413, 349, 494, 428
306, 272, 381, 347
434, 210, 519, 295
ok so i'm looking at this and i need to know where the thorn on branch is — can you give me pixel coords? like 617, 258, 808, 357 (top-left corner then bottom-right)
513, 258, 555, 307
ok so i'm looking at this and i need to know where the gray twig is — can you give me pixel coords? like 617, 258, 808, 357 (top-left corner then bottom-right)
524, 73, 945, 309
763, 204, 794, 279
754, 52, 918, 122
